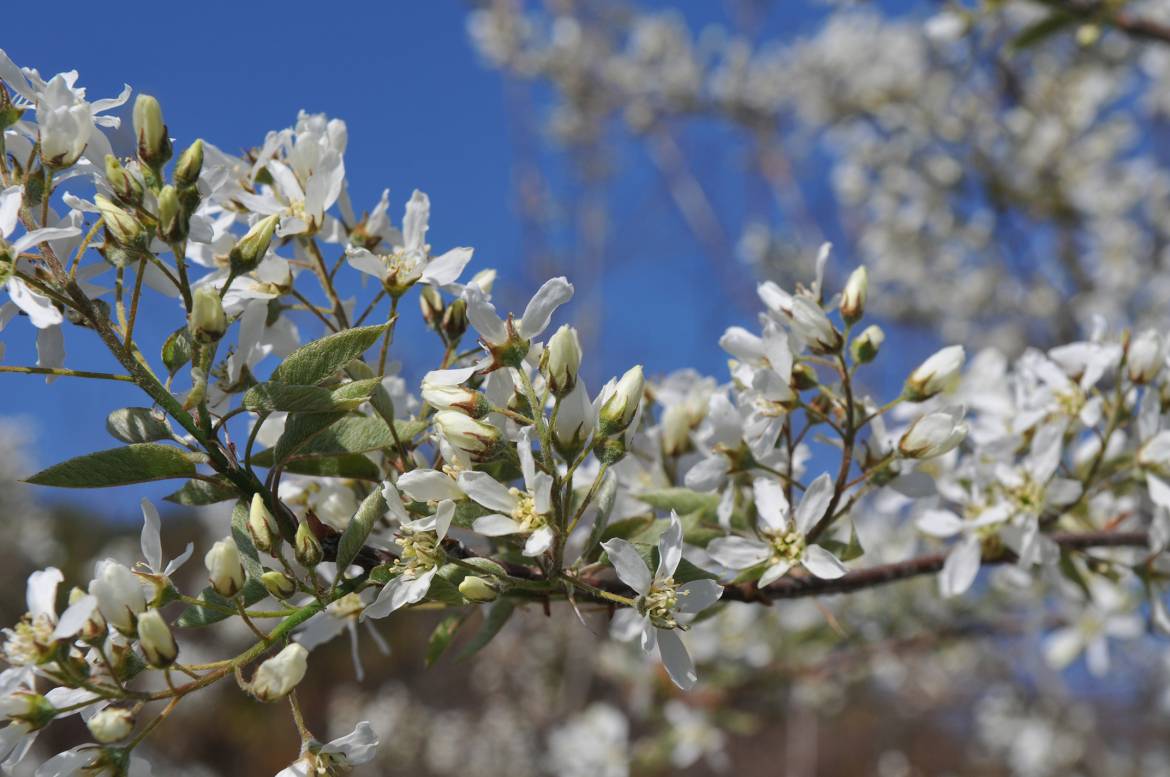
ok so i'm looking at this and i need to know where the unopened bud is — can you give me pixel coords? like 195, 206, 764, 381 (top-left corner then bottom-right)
204, 537, 245, 598
87, 707, 135, 744
419, 286, 444, 328
249, 643, 308, 702
173, 139, 204, 189
90, 560, 146, 636
132, 94, 171, 170
543, 325, 581, 399
0, 692, 56, 731
157, 185, 187, 243
441, 298, 468, 341
792, 363, 818, 391
136, 609, 177, 667
851, 324, 884, 364
247, 493, 279, 554
189, 286, 227, 343
434, 411, 502, 461
898, 409, 968, 459
553, 380, 593, 459
840, 266, 867, 325
68, 586, 106, 643
598, 365, 644, 436
904, 345, 965, 401
458, 575, 499, 603
1128, 329, 1165, 385
104, 155, 143, 207
95, 195, 146, 250
229, 214, 280, 275
660, 404, 692, 457
295, 521, 323, 568
593, 434, 628, 465
260, 571, 297, 600
421, 381, 490, 418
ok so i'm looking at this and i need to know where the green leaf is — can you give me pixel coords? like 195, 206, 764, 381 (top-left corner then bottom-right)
1010, 12, 1076, 49
636, 488, 720, 518
161, 327, 193, 377
106, 407, 173, 444
820, 521, 864, 562
271, 412, 347, 466
282, 454, 381, 480
425, 575, 466, 607
165, 476, 240, 505
176, 580, 267, 628
426, 612, 467, 667
335, 490, 385, 574
25, 444, 197, 489
252, 416, 425, 466
242, 378, 382, 414
458, 598, 516, 660
632, 544, 719, 584
270, 324, 388, 386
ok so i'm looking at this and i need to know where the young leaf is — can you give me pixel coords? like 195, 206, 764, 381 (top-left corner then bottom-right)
636, 488, 720, 518
106, 407, 173, 444
242, 378, 381, 414
251, 416, 425, 466
335, 490, 386, 574
25, 444, 197, 488
164, 476, 240, 505
458, 598, 516, 660
161, 327, 193, 377
426, 612, 468, 667
270, 324, 388, 386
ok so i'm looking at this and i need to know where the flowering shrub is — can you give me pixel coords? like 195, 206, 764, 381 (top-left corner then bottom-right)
1, 37, 1169, 775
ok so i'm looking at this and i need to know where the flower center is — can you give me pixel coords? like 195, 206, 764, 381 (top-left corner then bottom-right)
3, 613, 56, 666
642, 577, 682, 629
509, 488, 547, 533
765, 529, 806, 565
395, 531, 441, 576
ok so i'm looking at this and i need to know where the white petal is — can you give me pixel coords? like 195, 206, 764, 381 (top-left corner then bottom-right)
422, 366, 477, 386
473, 514, 523, 536
36, 325, 65, 376
523, 526, 555, 556
794, 472, 834, 535
345, 247, 386, 278
7, 279, 63, 328
609, 607, 647, 643
706, 536, 771, 570
361, 568, 437, 620
322, 721, 379, 763
456, 471, 517, 513
434, 500, 454, 541
140, 498, 163, 572
52, 595, 97, 640
421, 247, 473, 287
802, 545, 847, 579
676, 579, 723, 614
657, 512, 683, 580
752, 477, 790, 531
938, 536, 982, 598
26, 567, 63, 619
517, 427, 537, 491
656, 628, 697, 690
0, 185, 21, 237
916, 509, 964, 538
684, 456, 730, 491
758, 560, 792, 588
397, 469, 461, 502
518, 276, 573, 339
602, 538, 652, 595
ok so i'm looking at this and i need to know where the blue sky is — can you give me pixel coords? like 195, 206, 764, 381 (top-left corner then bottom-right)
2, 1, 931, 515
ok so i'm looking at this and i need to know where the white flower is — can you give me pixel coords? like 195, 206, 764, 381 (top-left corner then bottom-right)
86, 708, 134, 744
545, 704, 628, 777
1043, 583, 1142, 677
597, 365, 644, 435
136, 609, 177, 668
361, 499, 455, 620
1128, 329, 1166, 384
461, 428, 556, 556
463, 275, 574, 351
602, 513, 723, 689
138, 498, 194, 579
707, 474, 847, 586
0, 186, 80, 329
433, 410, 501, 463
346, 189, 473, 295
917, 505, 1011, 598
275, 721, 379, 777
250, 643, 309, 702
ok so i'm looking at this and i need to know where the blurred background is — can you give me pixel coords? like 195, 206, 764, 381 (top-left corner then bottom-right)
6, 0, 1170, 774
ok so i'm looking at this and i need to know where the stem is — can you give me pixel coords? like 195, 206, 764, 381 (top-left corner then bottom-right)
0, 365, 135, 382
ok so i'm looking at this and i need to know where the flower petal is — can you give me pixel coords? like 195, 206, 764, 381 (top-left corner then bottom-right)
602, 538, 651, 595
656, 628, 697, 690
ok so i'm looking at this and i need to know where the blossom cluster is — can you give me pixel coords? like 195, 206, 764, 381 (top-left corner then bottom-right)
0, 40, 1168, 776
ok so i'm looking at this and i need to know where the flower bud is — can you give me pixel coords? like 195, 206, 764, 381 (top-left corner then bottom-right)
87, 707, 135, 744
157, 185, 188, 243
249, 643, 308, 702
554, 380, 593, 459
189, 286, 227, 343
660, 404, 692, 457
789, 296, 842, 354
598, 365, 644, 436
441, 298, 468, 341
593, 434, 628, 465
791, 363, 818, 391
229, 214, 280, 275
458, 575, 499, 603
90, 560, 146, 636
104, 155, 143, 207
95, 195, 146, 250
173, 139, 204, 189
419, 286, 444, 328
851, 324, 884, 364
543, 325, 581, 399
840, 266, 867, 325
0, 692, 56, 731
204, 538, 245, 598
898, 409, 968, 459
136, 609, 177, 667
295, 521, 324, 568
422, 382, 490, 418
260, 571, 297, 600
132, 94, 171, 170
1128, 329, 1165, 385
247, 493, 279, 554
435, 411, 502, 461
904, 345, 965, 401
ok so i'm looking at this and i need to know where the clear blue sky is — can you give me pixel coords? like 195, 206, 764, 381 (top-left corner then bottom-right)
2, 1, 927, 516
